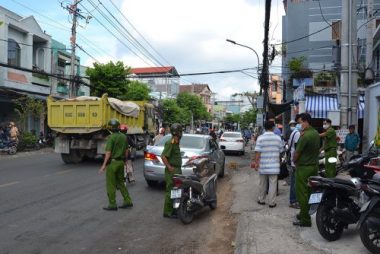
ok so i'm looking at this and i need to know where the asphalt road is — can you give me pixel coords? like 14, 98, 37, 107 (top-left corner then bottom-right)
0, 150, 234, 254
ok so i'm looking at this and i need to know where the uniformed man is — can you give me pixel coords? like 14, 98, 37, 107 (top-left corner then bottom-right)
293, 113, 320, 227
319, 118, 337, 178
99, 119, 133, 211
161, 123, 183, 218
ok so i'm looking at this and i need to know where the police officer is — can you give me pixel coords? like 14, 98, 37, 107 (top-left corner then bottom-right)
161, 123, 183, 218
319, 118, 337, 178
293, 113, 319, 227
99, 119, 133, 211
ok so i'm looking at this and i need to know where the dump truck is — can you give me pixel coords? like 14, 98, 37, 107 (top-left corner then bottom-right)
47, 94, 156, 164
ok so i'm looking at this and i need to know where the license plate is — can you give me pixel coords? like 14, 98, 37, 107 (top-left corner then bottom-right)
309, 193, 323, 204
360, 201, 370, 213
170, 189, 182, 199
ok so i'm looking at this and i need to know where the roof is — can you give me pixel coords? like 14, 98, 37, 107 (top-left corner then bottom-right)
130, 66, 177, 75
179, 84, 211, 94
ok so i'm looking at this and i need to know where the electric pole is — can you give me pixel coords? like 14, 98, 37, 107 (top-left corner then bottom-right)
340, 0, 358, 128
69, 0, 79, 98
260, 0, 272, 122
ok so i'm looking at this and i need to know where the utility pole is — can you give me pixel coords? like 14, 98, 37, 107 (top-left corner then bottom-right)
69, 0, 79, 98
261, 0, 272, 122
340, 0, 358, 128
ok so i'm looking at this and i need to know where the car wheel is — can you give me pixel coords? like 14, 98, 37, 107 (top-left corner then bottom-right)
146, 179, 158, 187
219, 159, 225, 178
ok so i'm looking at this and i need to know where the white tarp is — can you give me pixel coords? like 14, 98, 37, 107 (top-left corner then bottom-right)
62, 96, 140, 118
108, 97, 140, 118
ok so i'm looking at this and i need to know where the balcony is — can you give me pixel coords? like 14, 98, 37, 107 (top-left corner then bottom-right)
56, 82, 68, 94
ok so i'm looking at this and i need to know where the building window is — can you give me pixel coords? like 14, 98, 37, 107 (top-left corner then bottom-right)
8, 39, 21, 67
332, 21, 341, 40
37, 48, 45, 70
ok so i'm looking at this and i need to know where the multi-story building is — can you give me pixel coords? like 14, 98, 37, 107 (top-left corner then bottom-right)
0, 6, 88, 133
130, 66, 180, 98
179, 84, 213, 113
0, 6, 52, 132
282, 0, 380, 127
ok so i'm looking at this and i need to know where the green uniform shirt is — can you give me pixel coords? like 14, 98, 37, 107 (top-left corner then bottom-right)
161, 139, 182, 168
324, 127, 337, 151
105, 132, 129, 160
296, 127, 320, 166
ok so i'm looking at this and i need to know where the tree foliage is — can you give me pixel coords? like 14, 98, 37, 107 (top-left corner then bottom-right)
287, 56, 312, 79
176, 93, 211, 121
161, 99, 190, 126
13, 96, 46, 131
86, 61, 150, 100
240, 108, 257, 129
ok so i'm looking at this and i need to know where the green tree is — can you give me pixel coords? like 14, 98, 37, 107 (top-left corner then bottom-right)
224, 113, 241, 124
124, 80, 151, 101
287, 56, 313, 79
176, 93, 211, 122
240, 108, 257, 129
13, 96, 46, 131
86, 61, 151, 100
161, 99, 190, 126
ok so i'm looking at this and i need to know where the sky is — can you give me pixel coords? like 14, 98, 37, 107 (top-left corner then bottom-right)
1, 0, 285, 100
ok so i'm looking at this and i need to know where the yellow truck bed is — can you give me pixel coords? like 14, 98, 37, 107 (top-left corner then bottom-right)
47, 94, 146, 134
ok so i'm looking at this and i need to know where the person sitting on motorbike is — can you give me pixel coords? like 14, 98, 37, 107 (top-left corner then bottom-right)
8, 122, 19, 142
120, 124, 135, 183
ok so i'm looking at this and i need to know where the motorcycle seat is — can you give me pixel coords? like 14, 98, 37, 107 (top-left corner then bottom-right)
332, 178, 356, 187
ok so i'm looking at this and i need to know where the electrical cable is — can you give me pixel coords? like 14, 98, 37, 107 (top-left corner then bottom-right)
318, 0, 339, 39
95, 0, 165, 67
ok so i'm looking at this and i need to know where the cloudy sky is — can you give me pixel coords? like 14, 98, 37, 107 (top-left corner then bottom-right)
2, 0, 285, 100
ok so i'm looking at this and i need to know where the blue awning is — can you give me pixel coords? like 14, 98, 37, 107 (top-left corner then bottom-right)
305, 95, 339, 119
358, 95, 365, 119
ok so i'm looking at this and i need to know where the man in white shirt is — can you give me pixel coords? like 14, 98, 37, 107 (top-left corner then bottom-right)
253, 121, 284, 208
287, 117, 301, 209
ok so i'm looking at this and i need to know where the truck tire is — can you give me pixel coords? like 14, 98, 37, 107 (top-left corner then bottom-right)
61, 150, 83, 164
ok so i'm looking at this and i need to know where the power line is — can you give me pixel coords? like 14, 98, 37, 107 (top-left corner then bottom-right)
96, 0, 165, 66
76, 43, 99, 63
0, 38, 69, 50
274, 24, 331, 46
318, 0, 339, 39
107, 0, 171, 66
80, 1, 153, 66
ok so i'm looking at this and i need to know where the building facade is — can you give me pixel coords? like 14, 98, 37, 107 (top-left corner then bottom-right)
130, 66, 180, 98
179, 84, 213, 113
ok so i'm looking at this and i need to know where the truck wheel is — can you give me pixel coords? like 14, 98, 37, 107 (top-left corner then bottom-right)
61, 153, 72, 164
69, 149, 83, 164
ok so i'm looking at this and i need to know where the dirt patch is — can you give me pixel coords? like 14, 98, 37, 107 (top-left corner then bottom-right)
201, 173, 237, 254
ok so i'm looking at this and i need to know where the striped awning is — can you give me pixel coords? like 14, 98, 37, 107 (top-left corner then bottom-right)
305, 95, 339, 119
358, 95, 365, 119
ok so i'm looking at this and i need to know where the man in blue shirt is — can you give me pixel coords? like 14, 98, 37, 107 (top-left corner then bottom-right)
344, 125, 360, 161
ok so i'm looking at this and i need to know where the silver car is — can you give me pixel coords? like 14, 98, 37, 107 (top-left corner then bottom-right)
143, 134, 225, 187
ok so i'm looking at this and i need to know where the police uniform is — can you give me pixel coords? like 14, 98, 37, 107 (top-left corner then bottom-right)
105, 131, 133, 209
324, 127, 337, 178
295, 127, 320, 226
161, 138, 182, 216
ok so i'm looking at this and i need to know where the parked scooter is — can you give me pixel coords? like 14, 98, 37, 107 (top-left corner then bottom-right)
318, 148, 344, 177
357, 179, 380, 254
308, 157, 364, 241
171, 158, 217, 224
0, 138, 17, 155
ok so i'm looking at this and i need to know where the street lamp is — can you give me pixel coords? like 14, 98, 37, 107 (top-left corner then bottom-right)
226, 39, 260, 72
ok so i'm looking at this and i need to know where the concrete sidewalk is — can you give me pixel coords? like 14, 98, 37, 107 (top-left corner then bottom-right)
231, 156, 370, 254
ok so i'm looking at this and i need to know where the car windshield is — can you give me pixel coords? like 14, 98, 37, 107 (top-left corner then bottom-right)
154, 135, 206, 149
223, 133, 241, 138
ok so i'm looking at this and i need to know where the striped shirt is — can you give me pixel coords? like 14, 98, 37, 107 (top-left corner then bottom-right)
255, 131, 284, 175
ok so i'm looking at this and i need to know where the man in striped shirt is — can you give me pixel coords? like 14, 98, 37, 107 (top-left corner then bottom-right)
253, 121, 284, 208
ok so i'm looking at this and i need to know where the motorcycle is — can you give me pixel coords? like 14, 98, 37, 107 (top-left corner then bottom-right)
0, 138, 18, 155
308, 157, 364, 241
357, 179, 380, 254
171, 157, 218, 224
318, 148, 344, 177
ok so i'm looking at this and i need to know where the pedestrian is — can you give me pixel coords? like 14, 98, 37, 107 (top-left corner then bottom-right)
8, 121, 19, 142
153, 127, 165, 145
293, 113, 319, 227
319, 118, 337, 178
287, 117, 301, 209
266, 113, 282, 137
120, 124, 136, 183
99, 119, 133, 211
252, 121, 283, 208
344, 125, 360, 161
209, 128, 217, 141
161, 123, 183, 218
